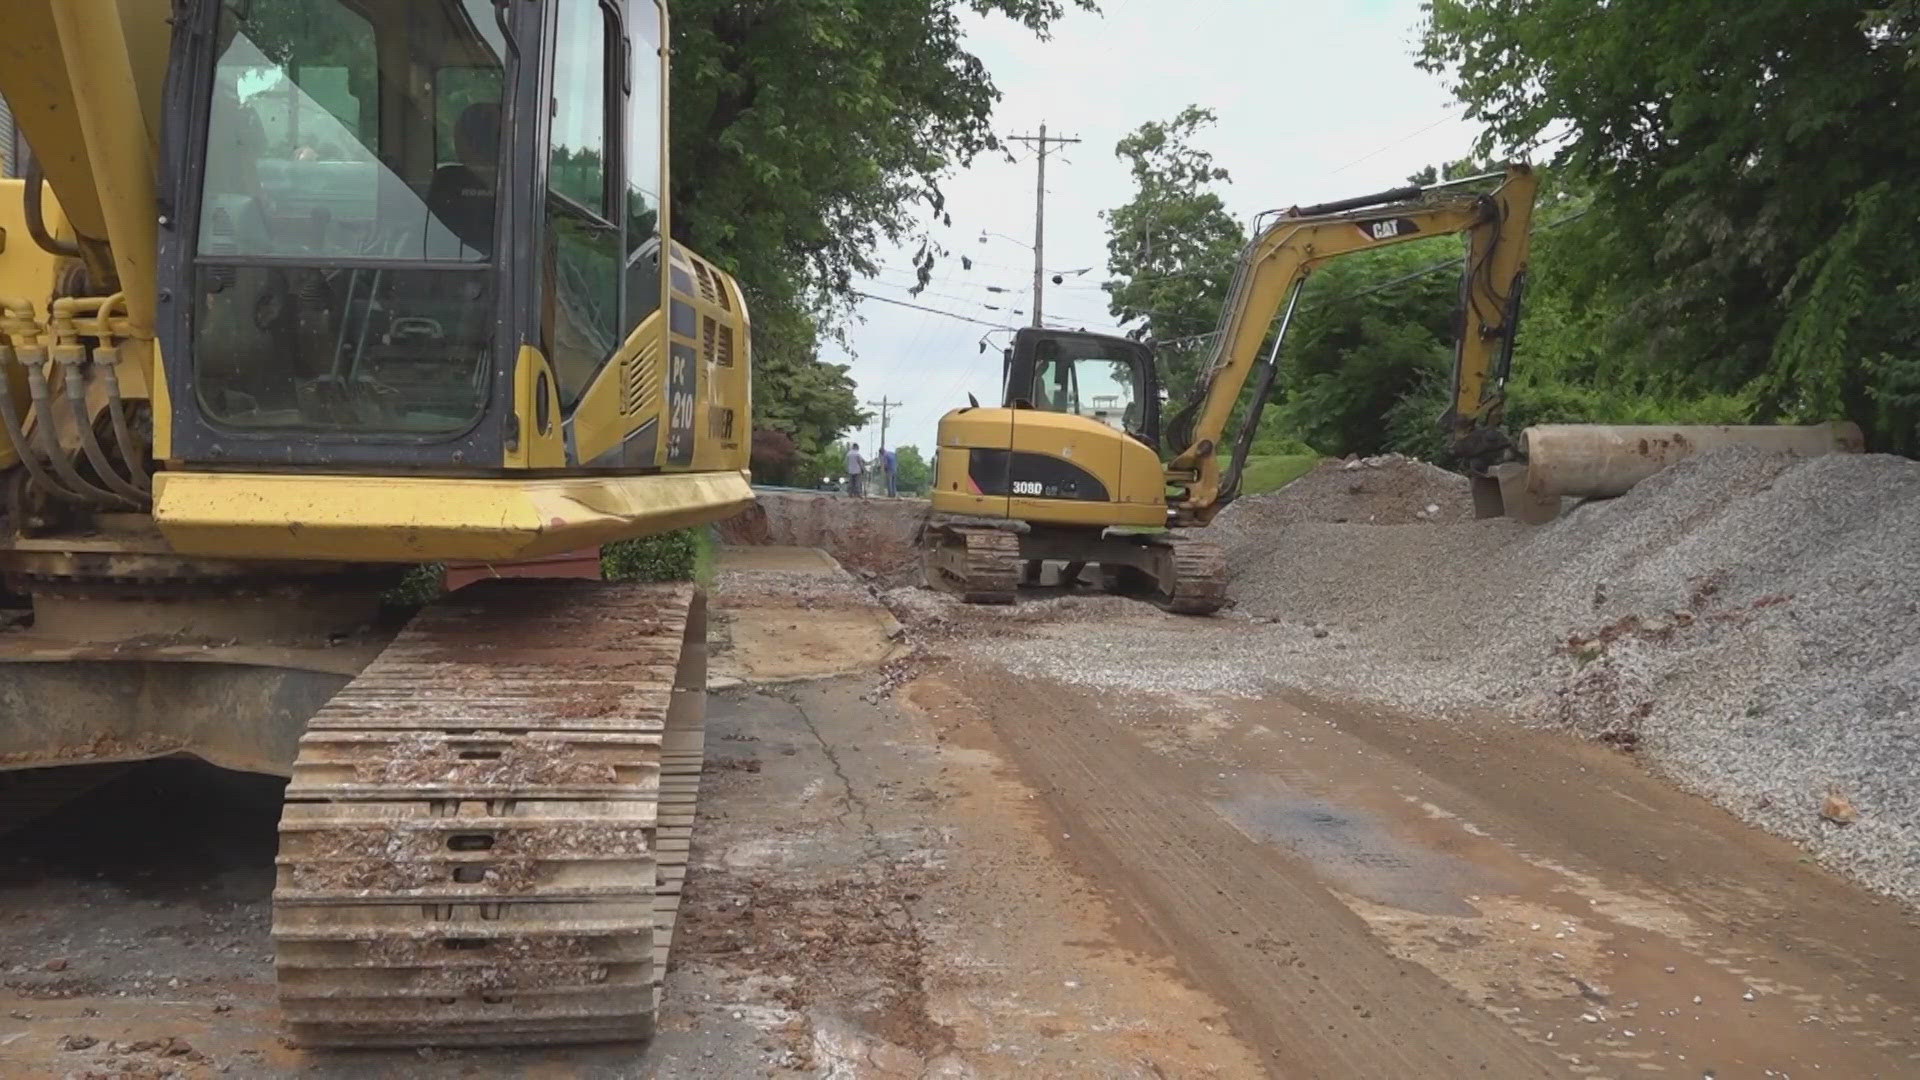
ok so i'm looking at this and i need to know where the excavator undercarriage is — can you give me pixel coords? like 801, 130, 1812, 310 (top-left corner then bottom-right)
924, 522, 1228, 615
274, 579, 706, 1046
0, 548, 720, 1047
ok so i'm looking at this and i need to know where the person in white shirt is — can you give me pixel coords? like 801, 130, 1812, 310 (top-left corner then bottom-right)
844, 443, 867, 497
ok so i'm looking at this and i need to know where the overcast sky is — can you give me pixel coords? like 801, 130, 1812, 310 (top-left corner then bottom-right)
834, 0, 1480, 455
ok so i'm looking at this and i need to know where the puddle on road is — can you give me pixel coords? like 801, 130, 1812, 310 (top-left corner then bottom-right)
1211, 774, 1501, 916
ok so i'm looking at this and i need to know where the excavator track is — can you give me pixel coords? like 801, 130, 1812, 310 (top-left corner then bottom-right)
271, 578, 707, 1047
924, 525, 1021, 604
1157, 537, 1228, 616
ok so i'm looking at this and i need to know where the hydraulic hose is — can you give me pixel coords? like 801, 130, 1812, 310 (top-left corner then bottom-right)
85, 295, 151, 492
19, 344, 135, 508
55, 342, 146, 503
0, 344, 85, 505
1218, 281, 1303, 508
95, 347, 151, 491
23, 157, 83, 260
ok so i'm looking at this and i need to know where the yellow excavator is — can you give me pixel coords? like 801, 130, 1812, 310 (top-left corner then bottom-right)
926, 165, 1538, 612
0, 0, 747, 1047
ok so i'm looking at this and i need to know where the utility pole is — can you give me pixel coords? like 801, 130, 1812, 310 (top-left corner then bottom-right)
866, 398, 902, 453
1005, 123, 1080, 328
866, 398, 902, 498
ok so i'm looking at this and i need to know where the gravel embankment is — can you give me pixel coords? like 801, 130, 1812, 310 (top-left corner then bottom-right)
905, 449, 1920, 903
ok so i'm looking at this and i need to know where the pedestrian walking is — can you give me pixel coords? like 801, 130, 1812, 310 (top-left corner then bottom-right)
882, 447, 899, 498
845, 442, 866, 497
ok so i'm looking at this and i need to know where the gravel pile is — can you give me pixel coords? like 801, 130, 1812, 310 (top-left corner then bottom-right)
939, 448, 1920, 902
1217, 454, 1472, 527
1210, 455, 1473, 568
1237, 447, 1920, 901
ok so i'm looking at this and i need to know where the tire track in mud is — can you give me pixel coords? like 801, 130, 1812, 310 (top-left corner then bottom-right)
968, 672, 1562, 1079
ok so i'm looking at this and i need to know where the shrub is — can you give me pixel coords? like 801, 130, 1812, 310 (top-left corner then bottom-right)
381, 563, 445, 609
751, 427, 798, 484
602, 529, 700, 583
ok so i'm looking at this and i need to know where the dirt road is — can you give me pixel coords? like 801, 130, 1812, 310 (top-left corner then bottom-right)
0, 549, 1914, 1077
937, 666, 1920, 1077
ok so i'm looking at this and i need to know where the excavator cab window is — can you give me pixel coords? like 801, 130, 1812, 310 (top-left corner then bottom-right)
187, 0, 506, 438
1004, 328, 1160, 446
161, 0, 665, 469
544, 0, 615, 404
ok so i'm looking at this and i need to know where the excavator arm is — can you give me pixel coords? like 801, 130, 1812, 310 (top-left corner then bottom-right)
1165, 164, 1538, 524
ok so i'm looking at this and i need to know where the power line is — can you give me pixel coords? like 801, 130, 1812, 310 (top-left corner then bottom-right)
1327, 109, 1461, 177
860, 278, 1028, 318
850, 290, 1017, 329
856, 207, 1590, 352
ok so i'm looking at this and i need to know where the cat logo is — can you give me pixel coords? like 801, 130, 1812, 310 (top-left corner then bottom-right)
1357, 217, 1419, 242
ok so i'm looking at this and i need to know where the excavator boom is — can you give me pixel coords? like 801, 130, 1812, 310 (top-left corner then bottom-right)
1167, 165, 1538, 523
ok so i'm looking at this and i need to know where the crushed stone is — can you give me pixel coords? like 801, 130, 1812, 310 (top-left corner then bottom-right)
714, 566, 875, 610
1209, 454, 1473, 565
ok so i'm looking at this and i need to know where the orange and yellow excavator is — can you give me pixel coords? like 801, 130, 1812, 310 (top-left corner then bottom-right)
0, 0, 747, 1047
926, 165, 1539, 612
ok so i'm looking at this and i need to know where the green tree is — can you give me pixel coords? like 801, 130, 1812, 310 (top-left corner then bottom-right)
746, 293, 870, 460
750, 427, 799, 484
1422, 0, 1920, 451
892, 444, 932, 494
670, 0, 1096, 448
1102, 107, 1248, 404
1275, 238, 1460, 456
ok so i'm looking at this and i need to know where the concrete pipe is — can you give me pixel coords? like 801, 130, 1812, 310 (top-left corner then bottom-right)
1521, 422, 1865, 499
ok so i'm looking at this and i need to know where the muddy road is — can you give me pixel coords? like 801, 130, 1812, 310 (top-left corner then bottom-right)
0, 548, 1915, 1077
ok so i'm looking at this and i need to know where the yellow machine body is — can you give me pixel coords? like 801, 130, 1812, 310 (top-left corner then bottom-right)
932, 166, 1540, 534
0, 0, 753, 777
932, 406, 1166, 529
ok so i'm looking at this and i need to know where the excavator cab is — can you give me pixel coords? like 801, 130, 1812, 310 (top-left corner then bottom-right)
128, 0, 750, 561
163, 0, 667, 468
1001, 327, 1161, 449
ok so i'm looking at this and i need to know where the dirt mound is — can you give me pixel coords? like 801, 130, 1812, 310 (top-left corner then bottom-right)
1210, 455, 1470, 564
720, 493, 929, 585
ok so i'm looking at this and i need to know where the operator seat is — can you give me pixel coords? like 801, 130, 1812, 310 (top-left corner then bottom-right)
425, 102, 500, 256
